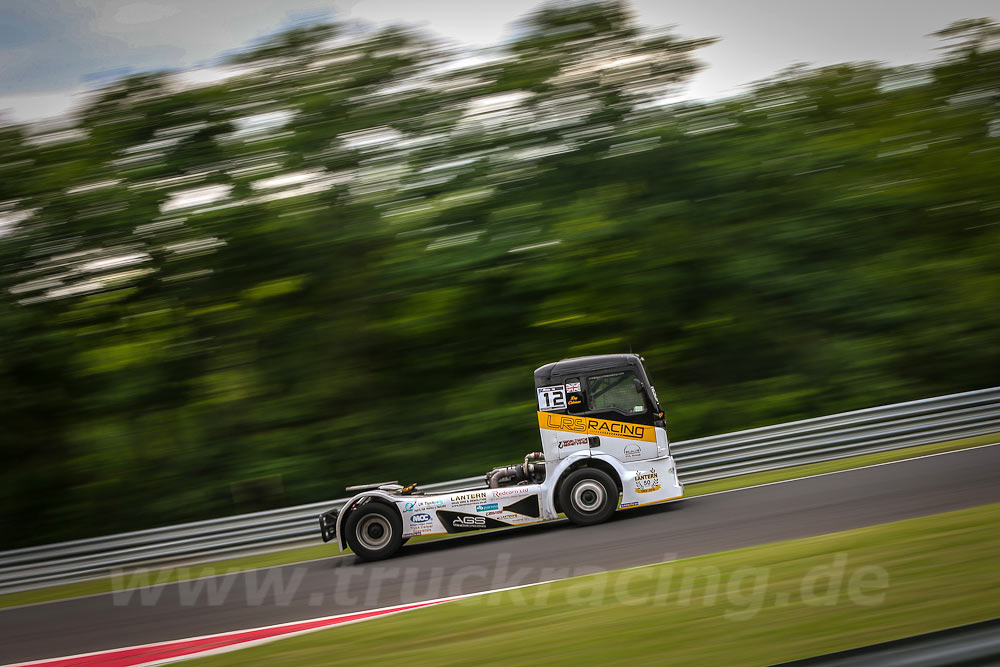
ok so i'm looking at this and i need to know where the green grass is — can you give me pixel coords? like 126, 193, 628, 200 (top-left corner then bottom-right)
1, 432, 995, 610
191, 502, 1000, 666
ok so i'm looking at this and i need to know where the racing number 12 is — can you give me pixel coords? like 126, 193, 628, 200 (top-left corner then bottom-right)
537, 386, 567, 411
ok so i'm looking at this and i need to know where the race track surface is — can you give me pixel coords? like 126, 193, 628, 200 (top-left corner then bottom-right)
3, 444, 1000, 664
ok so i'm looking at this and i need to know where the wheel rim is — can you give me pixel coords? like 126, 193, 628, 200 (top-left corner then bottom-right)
356, 514, 392, 551
572, 479, 606, 514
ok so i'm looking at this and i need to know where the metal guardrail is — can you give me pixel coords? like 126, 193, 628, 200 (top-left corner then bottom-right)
2, 386, 998, 594
774, 616, 1000, 666
671, 386, 1000, 483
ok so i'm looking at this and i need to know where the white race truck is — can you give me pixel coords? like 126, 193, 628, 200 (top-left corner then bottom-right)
319, 353, 683, 560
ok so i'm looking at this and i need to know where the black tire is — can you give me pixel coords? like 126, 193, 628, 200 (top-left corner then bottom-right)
559, 467, 618, 526
344, 503, 403, 561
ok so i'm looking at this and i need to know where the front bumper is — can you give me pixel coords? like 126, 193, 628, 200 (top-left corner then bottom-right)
318, 508, 340, 543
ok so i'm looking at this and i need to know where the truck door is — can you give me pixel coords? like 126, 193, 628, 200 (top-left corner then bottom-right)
579, 369, 658, 461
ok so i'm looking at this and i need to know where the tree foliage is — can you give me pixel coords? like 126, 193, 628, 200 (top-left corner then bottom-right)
1, 5, 998, 546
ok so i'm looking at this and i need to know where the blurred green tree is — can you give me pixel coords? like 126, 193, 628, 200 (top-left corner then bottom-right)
0, 3, 997, 546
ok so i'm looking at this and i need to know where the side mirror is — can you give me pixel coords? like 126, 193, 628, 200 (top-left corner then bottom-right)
633, 378, 644, 392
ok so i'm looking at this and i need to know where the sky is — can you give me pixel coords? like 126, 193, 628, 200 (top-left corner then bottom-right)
1, 0, 997, 125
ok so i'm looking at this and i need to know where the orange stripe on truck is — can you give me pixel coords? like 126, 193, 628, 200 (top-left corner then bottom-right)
537, 411, 657, 442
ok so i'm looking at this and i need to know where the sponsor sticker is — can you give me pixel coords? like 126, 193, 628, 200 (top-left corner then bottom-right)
557, 437, 589, 449
624, 443, 641, 459
476, 503, 499, 512
635, 468, 661, 494
453, 515, 486, 528
568, 395, 582, 405
438, 510, 512, 533
410, 513, 431, 524
404, 499, 444, 511
493, 488, 527, 498
565, 381, 582, 393
450, 492, 488, 505
538, 412, 656, 442
620, 501, 639, 508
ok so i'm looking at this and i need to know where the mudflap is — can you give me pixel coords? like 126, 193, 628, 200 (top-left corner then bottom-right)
319, 508, 340, 543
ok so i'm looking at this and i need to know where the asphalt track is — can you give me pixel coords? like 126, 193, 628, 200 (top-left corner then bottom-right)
3, 444, 1000, 665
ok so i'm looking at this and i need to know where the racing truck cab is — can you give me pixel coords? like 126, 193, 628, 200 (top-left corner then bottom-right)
533, 353, 666, 459
319, 353, 682, 561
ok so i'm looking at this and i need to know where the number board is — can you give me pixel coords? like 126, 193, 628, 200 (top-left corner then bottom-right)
537, 385, 567, 411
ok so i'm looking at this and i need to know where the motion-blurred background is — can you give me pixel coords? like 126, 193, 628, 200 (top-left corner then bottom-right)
1, 1, 998, 549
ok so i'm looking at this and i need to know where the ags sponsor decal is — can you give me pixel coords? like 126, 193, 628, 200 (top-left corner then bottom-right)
453, 515, 486, 528
634, 468, 661, 494
437, 510, 511, 533
537, 412, 656, 442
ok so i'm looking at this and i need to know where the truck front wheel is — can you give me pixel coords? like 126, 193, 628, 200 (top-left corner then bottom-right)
345, 503, 403, 561
560, 468, 618, 526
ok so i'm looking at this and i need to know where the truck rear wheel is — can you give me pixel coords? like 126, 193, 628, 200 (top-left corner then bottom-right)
560, 468, 618, 526
345, 503, 403, 561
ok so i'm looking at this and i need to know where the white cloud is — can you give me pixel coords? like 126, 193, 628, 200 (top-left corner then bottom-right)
0, 87, 88, 125
5, 0, 1000, 126
112, 2, 178, 26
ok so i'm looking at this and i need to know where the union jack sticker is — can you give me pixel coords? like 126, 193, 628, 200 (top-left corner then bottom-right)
565, 382, 582, 393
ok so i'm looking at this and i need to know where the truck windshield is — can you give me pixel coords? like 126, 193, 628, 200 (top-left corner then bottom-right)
588, 370, 645, 414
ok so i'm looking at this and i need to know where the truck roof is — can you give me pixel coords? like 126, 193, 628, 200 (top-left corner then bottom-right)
533, 353, 646, 388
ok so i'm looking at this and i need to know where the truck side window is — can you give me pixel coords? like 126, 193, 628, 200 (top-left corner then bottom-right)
587, 371, 645, 414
